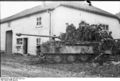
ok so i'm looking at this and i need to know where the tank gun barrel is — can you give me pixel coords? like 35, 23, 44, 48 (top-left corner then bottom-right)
16, 33, 60, 39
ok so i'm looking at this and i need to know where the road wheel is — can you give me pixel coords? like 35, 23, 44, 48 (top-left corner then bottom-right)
46, 55, 54, 63
80, 55, 88, 62
54, 55, 62, 63
67, 55, 76, 63
115, 55, 120, 62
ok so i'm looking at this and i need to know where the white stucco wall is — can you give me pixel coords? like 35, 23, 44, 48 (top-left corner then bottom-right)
1, 5, 120, 55
1, 23, 7, 51
0, 11, 50, 55
52, 6, 120, 39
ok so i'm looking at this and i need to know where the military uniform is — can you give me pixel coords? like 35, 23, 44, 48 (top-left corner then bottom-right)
108, 31, 113, 39
91, 27, 96, 41
76, 24, 82, 41
81, 26, 85, 41
65, 24, 76, 42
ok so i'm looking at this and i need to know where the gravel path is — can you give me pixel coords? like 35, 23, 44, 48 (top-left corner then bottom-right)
1, 65, 60, 77
1, 54, 90, 77
1, 63, 91, 77
1, 54, 120, 77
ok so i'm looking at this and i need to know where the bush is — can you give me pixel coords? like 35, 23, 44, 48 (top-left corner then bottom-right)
41, 41, 51, 53
41, 41, 64, 53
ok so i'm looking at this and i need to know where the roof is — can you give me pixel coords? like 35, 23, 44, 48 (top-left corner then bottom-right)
116, 12, 120, 19
0, 3, 59, 24
1, 2, 120, 24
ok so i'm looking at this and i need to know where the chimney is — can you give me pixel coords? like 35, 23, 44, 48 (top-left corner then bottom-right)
85, 0, 92, 6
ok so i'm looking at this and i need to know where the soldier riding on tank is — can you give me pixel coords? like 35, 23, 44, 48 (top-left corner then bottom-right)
76, 22, 83, 41
65, 23, 76, 43
91, 24, 98, 41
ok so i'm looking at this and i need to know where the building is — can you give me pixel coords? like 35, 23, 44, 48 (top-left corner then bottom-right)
116, 12, 120, 19
0, 2, 120, 55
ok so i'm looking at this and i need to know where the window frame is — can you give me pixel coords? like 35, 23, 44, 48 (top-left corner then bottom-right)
36, 38, 41, 46
17, 38, 23, 45
36, 17, 43, 28
99, 23, 109, 30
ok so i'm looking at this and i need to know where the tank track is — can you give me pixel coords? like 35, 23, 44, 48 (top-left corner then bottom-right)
41, 53, 119, 64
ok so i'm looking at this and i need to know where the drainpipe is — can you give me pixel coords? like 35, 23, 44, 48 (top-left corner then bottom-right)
48, 9, 52, 39
84, 0, 92, 6
0, 23, 2, 52
48, 8, 56, 53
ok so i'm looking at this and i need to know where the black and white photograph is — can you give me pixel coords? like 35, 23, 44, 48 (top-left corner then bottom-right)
0, 0, 120, 79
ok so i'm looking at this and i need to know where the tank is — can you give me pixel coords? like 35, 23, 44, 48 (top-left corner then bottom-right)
16, 21, 120, 64
16, 33, 120, 64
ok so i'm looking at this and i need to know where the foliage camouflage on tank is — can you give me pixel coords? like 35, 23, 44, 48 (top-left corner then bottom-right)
38, 21, 120, 64
16, 21, 120, 64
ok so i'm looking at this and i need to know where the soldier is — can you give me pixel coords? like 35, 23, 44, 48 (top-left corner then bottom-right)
94, 25, 99, 41
101, 30, 108, 40
91, 25, 96, 41
108, 31, 113, 39
107, 31, 114, 49
78, 21, 86, 41
71, 24, 76, 34
84, 24, 89, 41
70, 24, 76, 42
81, 26, 85, 41
89, 24, 97, 41
76, 23, 83, 41
65, 23, 70, 41
65, 23, 76, 42
88, 25, 93, 41
36, 45, 45, 62
117, 40, 120, 51
65, 23, 70, 33
76, 28, 79, 41
97, 26, 103, 41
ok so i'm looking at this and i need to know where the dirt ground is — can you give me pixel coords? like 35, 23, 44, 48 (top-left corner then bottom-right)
1, 53, 120, 77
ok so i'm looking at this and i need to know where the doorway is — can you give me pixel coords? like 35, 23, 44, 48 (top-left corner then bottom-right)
6, 30, 13, 54
23, 38, 28, 54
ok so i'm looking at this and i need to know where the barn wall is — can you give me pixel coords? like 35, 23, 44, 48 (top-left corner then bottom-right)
0, 12, 50, 55
52, 6, 120, 39
1, 23, 7, 51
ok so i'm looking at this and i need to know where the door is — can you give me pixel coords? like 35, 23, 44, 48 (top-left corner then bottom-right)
23, 38, 28, 54
6, 30, 13, 54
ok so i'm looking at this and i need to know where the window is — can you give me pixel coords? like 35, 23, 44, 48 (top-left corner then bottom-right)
99, 24, 109, 30
36, 38, 41, 46
8, 22, 11, 27
105, 25, 109, 30
36, 17, 42, 27
102, 25, 109, 30
17, 38, 22, 44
